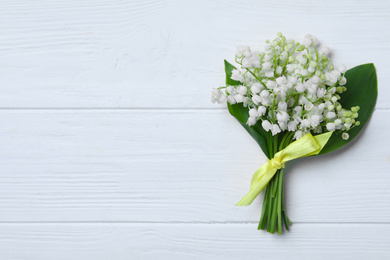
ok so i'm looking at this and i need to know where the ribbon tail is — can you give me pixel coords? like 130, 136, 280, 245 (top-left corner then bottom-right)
236, 168, 277, 206
306, 132, 333, 156
235, 132, 333, 207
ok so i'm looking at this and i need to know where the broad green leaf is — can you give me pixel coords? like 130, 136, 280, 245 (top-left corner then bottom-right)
224, 60, 241, 86
223, 60, 377, 158
227, 103, 271, 158
224, 60, 272, 158
318, 64, 378, 155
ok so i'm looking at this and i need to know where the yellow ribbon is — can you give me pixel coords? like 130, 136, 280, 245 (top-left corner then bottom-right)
236, 132, 333, 206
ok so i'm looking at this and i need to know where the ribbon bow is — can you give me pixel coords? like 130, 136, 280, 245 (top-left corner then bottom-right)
236, 132, 333, 206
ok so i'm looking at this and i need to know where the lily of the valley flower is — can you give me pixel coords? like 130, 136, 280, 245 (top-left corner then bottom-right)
212, 33, 360, 140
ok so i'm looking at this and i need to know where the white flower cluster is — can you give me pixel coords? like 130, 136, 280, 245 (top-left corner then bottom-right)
212, 33, 360, 140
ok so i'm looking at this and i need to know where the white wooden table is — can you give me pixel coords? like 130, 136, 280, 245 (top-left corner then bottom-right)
0, 1, 389, 259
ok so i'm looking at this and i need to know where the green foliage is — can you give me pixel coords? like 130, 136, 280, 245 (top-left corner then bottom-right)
224, 60, 272, 158
227, 102, 272, 159
224, 60, 378, 157
224, 60, 241, 86
318, 64, 378, 155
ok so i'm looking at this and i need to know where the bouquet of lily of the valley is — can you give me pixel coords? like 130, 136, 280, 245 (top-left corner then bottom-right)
212, 33, 377, 234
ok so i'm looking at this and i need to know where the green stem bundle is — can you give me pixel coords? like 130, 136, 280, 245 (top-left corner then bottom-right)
259, 132, 293, 234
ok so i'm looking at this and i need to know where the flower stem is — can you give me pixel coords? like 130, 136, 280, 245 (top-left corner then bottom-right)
258, 133, 292, 234
277, 169, 283, 234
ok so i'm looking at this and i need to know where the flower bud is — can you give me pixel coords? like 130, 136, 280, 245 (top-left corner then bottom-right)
276, 66, 283, 75
326, 122, 336, 131
227, 95, 236, 104
251, 84, 261, 94
271, 124, 281, 136
262, 120, 272, 131
238, 86, 247, 95
342, 133, 349, 140
326, 112, 336, 119
305, 102, 314, 111
247, 117, 256, 126
339, 77, 347, 85
258, 106, 267, 116
249, 108, 259, 118
288, 121, 297, 131
294, 130, 303, 140
235, 94, 244, 103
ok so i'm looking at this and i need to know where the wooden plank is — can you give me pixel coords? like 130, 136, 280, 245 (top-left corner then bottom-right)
0, 109, 388, 223
0, 0, 388, 108
0, 223, 389, 259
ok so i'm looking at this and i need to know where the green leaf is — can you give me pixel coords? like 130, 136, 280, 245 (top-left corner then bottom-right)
223, 60, 377, 158
224, 60, 241, 86
227, 103, 271, 158
224, 60, 272, 158
318, 63, 378, 155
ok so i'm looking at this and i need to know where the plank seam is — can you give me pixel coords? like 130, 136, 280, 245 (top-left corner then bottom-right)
0, 108, 387, 111
0, 221, 387, 225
